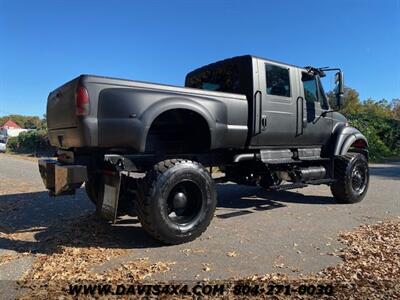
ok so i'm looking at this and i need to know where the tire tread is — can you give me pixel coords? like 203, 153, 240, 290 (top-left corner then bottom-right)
331, 153, 368, 204
137, 159, 214, 244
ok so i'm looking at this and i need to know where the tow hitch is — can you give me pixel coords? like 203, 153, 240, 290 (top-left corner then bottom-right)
38, 158, 123, 223
38, 159, 88, 195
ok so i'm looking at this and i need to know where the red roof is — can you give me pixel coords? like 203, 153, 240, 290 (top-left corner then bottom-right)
0, 120, 22, 129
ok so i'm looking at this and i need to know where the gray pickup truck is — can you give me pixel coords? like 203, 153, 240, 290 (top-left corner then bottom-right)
39, 55, 369, 244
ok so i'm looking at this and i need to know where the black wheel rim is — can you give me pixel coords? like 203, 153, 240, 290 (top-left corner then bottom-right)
166, 180, 203, 225
351, 164, 367, 195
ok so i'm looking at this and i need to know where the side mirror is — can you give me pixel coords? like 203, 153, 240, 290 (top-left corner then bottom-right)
334, 71, 344, 108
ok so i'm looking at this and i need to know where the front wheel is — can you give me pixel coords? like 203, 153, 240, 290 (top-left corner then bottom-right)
331, 153, 369, 204
137, 159, 217, 244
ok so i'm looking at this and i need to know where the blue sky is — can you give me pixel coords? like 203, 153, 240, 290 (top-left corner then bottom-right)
0, 0, 399, 117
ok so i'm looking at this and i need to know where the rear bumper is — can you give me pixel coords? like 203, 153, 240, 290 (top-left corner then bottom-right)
38, 159, 88, 195
38, 157, 122, 223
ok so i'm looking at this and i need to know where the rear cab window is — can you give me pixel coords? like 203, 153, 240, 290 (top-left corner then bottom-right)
185, 61, 242, 94
265, 64, 291, 98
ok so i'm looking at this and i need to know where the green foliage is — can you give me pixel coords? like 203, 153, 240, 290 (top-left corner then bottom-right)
329, 89, 400, 161
348, 114, 400, 161
6, 129, 53, 156
392, 99, 400, 120
327, 87, 362, 115
5, 136, 19, 152
362, 99, 394, 119
1, 114, 50, 156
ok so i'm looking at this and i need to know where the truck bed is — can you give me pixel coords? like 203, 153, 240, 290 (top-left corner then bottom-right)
47, 75, 249, 153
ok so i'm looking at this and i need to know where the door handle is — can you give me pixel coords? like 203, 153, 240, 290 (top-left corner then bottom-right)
261, 115, 267, 130
253, 90, 262, 135
297, 96, 306, 135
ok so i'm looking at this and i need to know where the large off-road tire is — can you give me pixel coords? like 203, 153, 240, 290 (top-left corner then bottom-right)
137, 159, 217, 244
331, 153, 369, 204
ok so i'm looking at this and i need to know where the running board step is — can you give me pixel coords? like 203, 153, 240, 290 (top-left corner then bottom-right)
268, 183, 308, 191
259, 148, 328, 164
268, 179, 335, 191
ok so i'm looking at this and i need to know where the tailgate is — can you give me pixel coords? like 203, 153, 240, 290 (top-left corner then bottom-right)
47, 78, 79, 130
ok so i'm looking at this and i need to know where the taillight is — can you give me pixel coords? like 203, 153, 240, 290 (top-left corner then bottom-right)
75, 86, 89, 116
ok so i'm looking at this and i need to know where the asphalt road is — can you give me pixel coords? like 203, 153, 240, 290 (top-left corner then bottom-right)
0, 153, 399, 286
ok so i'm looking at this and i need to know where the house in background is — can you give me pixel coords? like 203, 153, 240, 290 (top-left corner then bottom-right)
1, 119, 22, 130
0, 119, 28, 142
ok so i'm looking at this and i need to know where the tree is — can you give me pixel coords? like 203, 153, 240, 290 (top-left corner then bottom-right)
326, 86, 400, 160
392, 99, 400, 120
327, 87, 362, 116
39, 114, 47, 130
361, 98, 393, 118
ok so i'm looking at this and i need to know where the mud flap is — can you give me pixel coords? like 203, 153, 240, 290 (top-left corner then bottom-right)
100, 173, 122, 224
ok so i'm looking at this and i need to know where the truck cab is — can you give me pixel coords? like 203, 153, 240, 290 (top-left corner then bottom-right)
185, 55, 349, 155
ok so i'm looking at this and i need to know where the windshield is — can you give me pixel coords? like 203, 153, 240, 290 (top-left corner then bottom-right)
301, 73, 329, 110
317, 76, 329, 109
185, 61, 243, 94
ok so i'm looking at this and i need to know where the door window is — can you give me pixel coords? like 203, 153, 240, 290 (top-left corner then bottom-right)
265, 64, 291, 97
301, 73, 318, 103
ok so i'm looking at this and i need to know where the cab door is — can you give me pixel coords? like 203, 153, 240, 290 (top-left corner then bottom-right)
252, 60, 298, 146
295, 70, 333, 146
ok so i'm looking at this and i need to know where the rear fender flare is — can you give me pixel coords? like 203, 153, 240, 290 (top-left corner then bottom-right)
138, 98, 220, 152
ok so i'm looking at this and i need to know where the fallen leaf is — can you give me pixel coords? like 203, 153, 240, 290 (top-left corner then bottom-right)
226, 251, 237, 257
